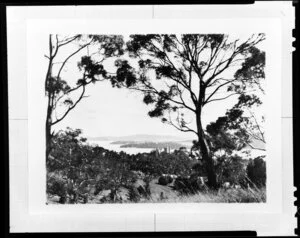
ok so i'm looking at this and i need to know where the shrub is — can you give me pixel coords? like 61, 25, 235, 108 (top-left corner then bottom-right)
143, 175, 153, 198
158, 175, 173, 185
215, 155, 248, 186
191, 162, 207, 177
47, 173, 66, 198
128, 151, 193, 177
127, 185, 141, 202
173, 176, 205, 195
247, 156, 266, 187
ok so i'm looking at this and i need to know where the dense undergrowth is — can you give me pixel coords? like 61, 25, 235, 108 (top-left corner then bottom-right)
47, 128, 266, 204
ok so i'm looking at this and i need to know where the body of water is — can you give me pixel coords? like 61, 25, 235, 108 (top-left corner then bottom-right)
88, 140, 265, 158
88, 140, 155, 155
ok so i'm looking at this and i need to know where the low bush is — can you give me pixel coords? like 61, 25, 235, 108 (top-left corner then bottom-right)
158, 175, 173, 185
247, 156, 266, 188
46, 172, 68, 203
127, 185, 141, 202
174, 176, 206, 195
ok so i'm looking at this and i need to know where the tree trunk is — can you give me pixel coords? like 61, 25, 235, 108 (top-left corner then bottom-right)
45, 124, 51, 160
45, 52, 53, 161
196, 110, 217, 188
45, 94, 53, 161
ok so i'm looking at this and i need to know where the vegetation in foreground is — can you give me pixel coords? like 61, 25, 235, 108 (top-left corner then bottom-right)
140, 187, 266, 203
46, 128, 266, 204
44, 34, 266, 204
45, 34, 266, 189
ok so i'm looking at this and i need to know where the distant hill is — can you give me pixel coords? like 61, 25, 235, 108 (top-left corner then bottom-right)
87, 134, 194, 142
120, 141, 189, 149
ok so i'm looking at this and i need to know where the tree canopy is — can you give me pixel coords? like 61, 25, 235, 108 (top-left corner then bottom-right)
45, 34, 125, 159
110, 34, 265, 133
45, 33, 266, 189
109, 34, 265, 187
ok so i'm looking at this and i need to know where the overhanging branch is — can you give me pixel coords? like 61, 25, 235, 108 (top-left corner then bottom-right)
204, 92, 240, 105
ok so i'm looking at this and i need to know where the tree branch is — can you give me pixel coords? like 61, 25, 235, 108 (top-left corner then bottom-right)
246, 142, 266, 151
204, 79, 236, 104
205, 92, 240, 104
165, 112, 198, 136
58, 35, 81, 48
51, 85, 86, 126
57, 39, 94, 79
248, 110, 265, 143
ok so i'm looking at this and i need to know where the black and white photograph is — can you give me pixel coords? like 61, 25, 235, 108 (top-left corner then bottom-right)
45, 33, 267, 204
6, 3, 296, 235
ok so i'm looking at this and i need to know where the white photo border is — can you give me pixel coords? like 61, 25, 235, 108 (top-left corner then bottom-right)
8, 3, 296, 235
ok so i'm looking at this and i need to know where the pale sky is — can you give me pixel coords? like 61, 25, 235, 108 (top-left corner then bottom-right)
50, 34, 266, 139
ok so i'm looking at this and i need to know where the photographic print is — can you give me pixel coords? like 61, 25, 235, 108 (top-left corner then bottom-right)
8, 3, 296, 235
45, 33, 267, 204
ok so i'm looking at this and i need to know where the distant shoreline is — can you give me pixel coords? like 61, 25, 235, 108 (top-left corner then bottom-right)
119, 141, 190, 149
87, 134, 195, 142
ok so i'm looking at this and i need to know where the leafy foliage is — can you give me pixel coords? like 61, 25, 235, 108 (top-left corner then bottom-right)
47, 128, 136, 203
47, 127, 267, 204
45, 35, 126, 161
46, 77, 71, 95
158, 175, 173, 185
246, 156, 266, 187
128, 151, 193, 177
77, 56, 107, 83
91, 35, 125, 57
173, 176, 206, 195
93, 156, 138, 201
108, 34, 265, 188
46, 33, 267, 198
112, 34, 265, 121
206, 93, 264, 156
215, 155, 248, 186
234, 46, 265, 92
110, 60, 137, 88
47, 128, 194, 203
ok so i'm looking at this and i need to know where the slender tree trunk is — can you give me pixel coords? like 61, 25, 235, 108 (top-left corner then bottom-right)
45, 43, 53, 160
45, 73, 53, 161
45, 101, 52, 161
196, 109, 217, 188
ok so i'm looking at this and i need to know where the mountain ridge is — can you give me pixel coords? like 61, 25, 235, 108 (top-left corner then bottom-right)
87, 134, 195, 142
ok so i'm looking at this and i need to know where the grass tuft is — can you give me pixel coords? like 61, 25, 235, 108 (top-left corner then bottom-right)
141, 187, 266, 203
